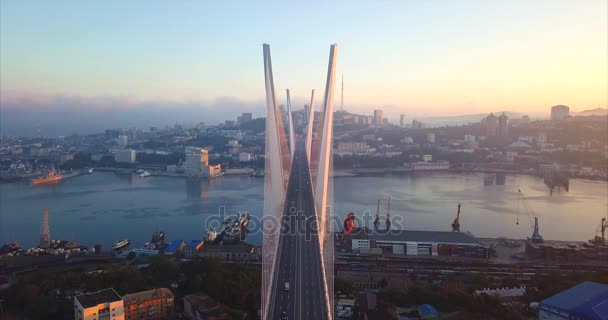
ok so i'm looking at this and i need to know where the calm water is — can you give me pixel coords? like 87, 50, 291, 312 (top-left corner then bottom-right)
1, 171, 606, 249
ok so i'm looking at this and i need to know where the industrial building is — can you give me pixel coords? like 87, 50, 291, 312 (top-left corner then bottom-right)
122, 288, 174, 320
164, 240, 185, 256
539, 281, 608, 320
340, 228, 488, 258
74, 288, 124, 320
183, 240, 204, 258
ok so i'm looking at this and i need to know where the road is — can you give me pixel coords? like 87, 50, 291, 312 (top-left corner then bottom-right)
269, 139, 329, 320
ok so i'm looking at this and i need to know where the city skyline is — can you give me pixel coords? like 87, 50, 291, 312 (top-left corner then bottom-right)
1, 1, 607, 136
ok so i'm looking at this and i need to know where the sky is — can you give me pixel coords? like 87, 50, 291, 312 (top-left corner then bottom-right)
1, 1, 607, 135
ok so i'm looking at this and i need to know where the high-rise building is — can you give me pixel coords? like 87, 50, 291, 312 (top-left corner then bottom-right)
373, 109, 383, 126
118, 135, 128, 147
184, 146, 220, 177
113, 149, 136, 163
74, 288, 124, 320
123, 288, 174, 320
551, 105, 570, 122
426, 132, 436, 143
399, 114, 405, 128
237, 112, 253, 125
484, 113, 498, 137
498, 113, 509, 138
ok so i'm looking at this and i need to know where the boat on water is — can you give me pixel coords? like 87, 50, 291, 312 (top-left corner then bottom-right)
140, 170, 151, 177
144, 229, 165, 250
135, 169, 145, 174
32, 169, 63, 186
206, 212, 250, 244
87, 168, 94, 174
112, 239, 130, 251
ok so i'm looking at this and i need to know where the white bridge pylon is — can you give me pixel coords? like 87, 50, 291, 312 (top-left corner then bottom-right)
262, 43, 337, 320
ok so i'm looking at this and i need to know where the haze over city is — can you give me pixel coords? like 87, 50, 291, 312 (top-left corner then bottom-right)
1, 0, 607, 136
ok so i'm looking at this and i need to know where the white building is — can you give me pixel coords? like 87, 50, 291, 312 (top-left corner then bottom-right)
184, 146, 221, 177
113, 149, 136, 163
426, 132, 436, 143
118, 135, 128, 147
74, 288, 124, 320
423, 154, 433, 162
239, 152, 252, 162
464, 134, 476, 143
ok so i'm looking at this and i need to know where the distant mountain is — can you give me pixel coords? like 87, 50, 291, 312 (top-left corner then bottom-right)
572, 108, 608, 117
418, 111, 527, 126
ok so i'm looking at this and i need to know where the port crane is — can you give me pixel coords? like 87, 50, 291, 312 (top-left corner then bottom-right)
452, 203, 461, 232
594, 217, 608, 244
518, 189, 543, 242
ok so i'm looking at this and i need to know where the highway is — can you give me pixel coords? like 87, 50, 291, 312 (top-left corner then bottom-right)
269, 139, 329, 320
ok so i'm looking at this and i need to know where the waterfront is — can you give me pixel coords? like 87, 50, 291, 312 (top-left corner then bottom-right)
1, 172, 606, 249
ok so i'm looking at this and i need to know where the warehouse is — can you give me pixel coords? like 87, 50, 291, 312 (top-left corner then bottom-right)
372, 230, 488, 258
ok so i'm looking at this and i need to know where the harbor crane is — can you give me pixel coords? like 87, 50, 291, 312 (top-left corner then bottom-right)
518, 189, 543, 242
386, 196, 392, 230
595, 217, 608, 244
452, 203, 461, 232
373, 199, 380, 230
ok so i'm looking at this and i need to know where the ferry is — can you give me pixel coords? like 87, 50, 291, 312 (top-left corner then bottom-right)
140, 170, 151, 177
112, 239, 130, 251
32, 169, 63, 186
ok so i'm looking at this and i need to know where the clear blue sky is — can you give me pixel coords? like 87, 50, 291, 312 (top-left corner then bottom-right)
1, 0, 606, 132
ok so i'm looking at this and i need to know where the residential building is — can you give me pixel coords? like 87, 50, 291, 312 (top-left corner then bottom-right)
498, 113, 509, 137
183, 293, 232, 320
551, 105, 570, 122
118, 135, 128, 147
426, 132, 436, 143
237, 112, 253, 125
113, 149, 136, 163
539, 281, 608, 320
373, 109, 383, 126
122, 288, 174, 320
74, 288, 124, 320
484, 113, 498, 137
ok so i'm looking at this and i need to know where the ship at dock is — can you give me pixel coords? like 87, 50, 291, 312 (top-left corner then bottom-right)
32, 168, 63, 186
206, 212, 250, 245
112, 239, 130, 251
144, 229, 166, 250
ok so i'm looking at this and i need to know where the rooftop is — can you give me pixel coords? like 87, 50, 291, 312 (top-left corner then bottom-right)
165, 240, 184, 252
373, 230, 480, 245
541, 281, 608, 319
184, 293, 231, 319
185, 240, 204, 249
123, 288, 173, 305
75, 288, 122, 308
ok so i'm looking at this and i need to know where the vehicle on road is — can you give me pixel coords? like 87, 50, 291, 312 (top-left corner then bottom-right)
284, 282, 290, 291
